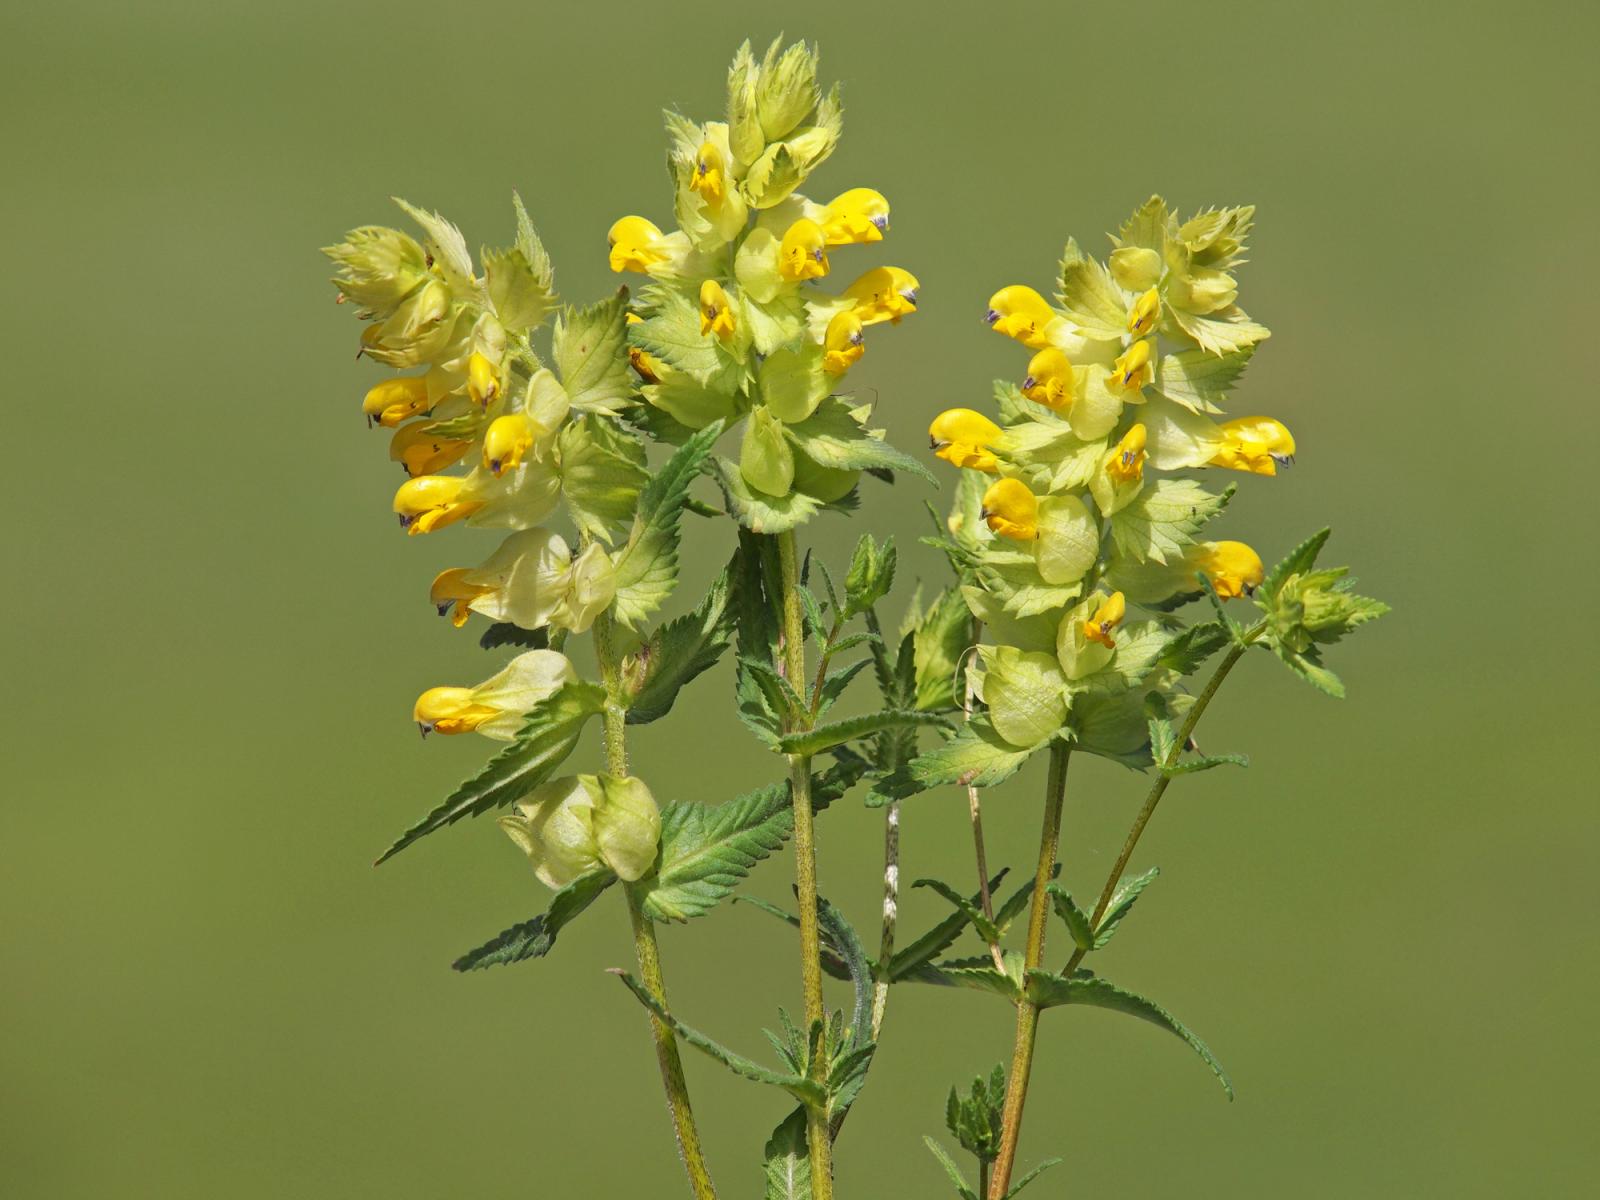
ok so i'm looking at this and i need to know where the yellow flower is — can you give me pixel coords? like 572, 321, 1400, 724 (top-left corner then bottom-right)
845, 266, 919, 325
607, 216, 671, 274
1022, 347, 1075, 411
1109, 339, 1153, 391
1193, 540, 1264, 599
689, 140, 726, 205
817, 187, 890, 244
985, 285, 1060, 349
1105, 423, 1148, 485
467, 351, 500, 407
625, 312, 663, 382
980, 477, 1040, 541
389, 422, 470, 477
1207, 416, 1296, 476
412, 649, 575, 739
483, 413, 536, 476
699, 279, 737, 339
1082, 591, 1127, 649
929, 408, 1003, 473
779, 218, 829, 281
362, 376, 431, 427
393, 475, 483, 535
1127, 287, 1161, 336
823, 310, 865, 374
429, 568, 495, 628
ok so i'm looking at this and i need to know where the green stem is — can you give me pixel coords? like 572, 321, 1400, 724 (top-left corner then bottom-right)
988, 743, 1071, 1200
979, 1157, 991, 1200
1062, 632, 1256, 978
594, 610, 718, 1200
775, 528, 834, 1200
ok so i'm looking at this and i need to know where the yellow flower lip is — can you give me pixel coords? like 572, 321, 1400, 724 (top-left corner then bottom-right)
1127, 287, 1161, 336
1021, 347, 1075, 410
698, 279, 737, 339
1207, 416, 1296, 476
483, 413, 536, 476
412, 686, 497, 737
980, 477, 1040, 540
1111, 339, 1153, 389
429, 568, 495, 627
363, 376, 431, 427
929, 408, 1003, 473
1082, 591, 1127, 649
467, 352, 499, 407
1197, 541, 1265, 600
393, 475, 482, 535
389, 422, 470, 477
1105, 423, 1148, 484
779, 218, 830, 281
607, 215, 668, 274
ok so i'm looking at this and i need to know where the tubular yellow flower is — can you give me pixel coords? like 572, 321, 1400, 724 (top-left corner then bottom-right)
1127, 287, 1162, 336
393, 475, 482, 535
779, 218, 829, 281
389, 422, 470, 477
1106, 423, 1148, 484
823, 309, 865, 374
625, 312, 663, 382
607, 216, 670, 274
985, 285, 1059, 349
1082, 591, 1127, 649
467, 352, 500, 407
1208, 416, 1296, 475
929, 408, 1004, 473
1022, 347, 1076, 411
429, 568, 495, 628
981, 477, 1040, 541
845, 266, 919, 325
483, 413, 536, 476
1194, 540, 1265, 599
818, 187, 890, 244
699, 279, 737, 339
1110, 338, 1154, 391
689, 140, 726, 205
412, 687, 499, 736
362, 376, 431, 427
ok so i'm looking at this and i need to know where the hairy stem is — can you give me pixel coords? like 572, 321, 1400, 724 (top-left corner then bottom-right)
988, 743, 1071, 1200
775, 529, 834, 1199
1062, 634, 1254, 978
594, 610, 718, 1200
871, 798, 900, 1039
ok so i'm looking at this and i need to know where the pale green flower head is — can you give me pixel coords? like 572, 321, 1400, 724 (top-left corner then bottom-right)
498, 773, 662, 889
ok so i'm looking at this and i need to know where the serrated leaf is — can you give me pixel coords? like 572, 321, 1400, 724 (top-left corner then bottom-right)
1110, 479, 1232, 565
633, 285, 746, 391
887, 869, 1011, 980
918, 955, 1022, 1000
785, 398, 935, 483
553, 289, 634, 414
611, 421, 723, 627
1154, 345, 1254, 414
625, 560, 733, 724
1261, 528, 1332, 600
451, 871, 612, 971
1163, 751, 1249, 776
1170, 303, 1270, 356
922, 1138, 979, 1200
866, 718, 1035, 807
482, 194, 556, 333
392, 197, 476, 295
777, 710, 947, 756
1046, 884, 1095, 952
375, 680, 605, 864
1056, 244, 1128, 340
765, 1108, 812, 1200
558, 414, 649, 543
914, 878, 1001, 946
1004, 1157, 1063, 1199
1023, 973, 1232, 1097
1148, 715, 1177, 766
1158, 621, 1230, 674
478, 622, 548, 651
913, 588, 974, 712
1094, 866, 1159, 948
612, 972, 825, 1103
710, 457, 824, 533
815, 658, 871, 720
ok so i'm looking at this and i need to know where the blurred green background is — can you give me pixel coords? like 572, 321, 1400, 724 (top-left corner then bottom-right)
4, 1, 1597, 1195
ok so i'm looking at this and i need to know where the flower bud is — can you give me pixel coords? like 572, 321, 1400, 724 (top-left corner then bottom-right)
1109, 245, 1162, 292
1056, 591, 1120, 680
1105, 424, 1148, 485
756, 40, 821, 141
740, 405, 795, 496
985, 285, 1060, 349
818, 188, 890, 245
1109, 339, 1154, 391
498, 773, 662, 888
1192, 540, 1265, 599
980, 477, 1040, 541
929, 408, 1004, 473
324, 225, 430, 316
1022, 347, 1075, 411
1127, 287, 1162, 336
823, 310, 865, 375
689, 139, 727, 205
699, 279, 737, 340
1170, 267, 1237, 314
467, 351, 500, 407
778, 218, 829, 281
845, 266, 919, 326
363, 376, 432, 427
393, 474, 482, 535
389, 422, 470, 476
1208, 416, 1295, 476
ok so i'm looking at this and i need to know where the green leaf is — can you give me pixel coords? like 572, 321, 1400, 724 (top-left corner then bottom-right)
611, 972, 825, 1104
922, 1137, 979, 1200
477, 622, 548, 651
1004, 1157, 1063, 1198
785, 398, 936, 483
1093, 867, 1159, 948
913, 588, 974, 712
1261, 528, 1331, 600
919, 955, 1022, 1000
1147, 715, 1177, 766
611, 420, 723, 627
1153, 345, 1254, 414
481, 193, 557, 333
1170, 303, 1271, 356
1158, 621, 1230, 674
764, 1108, 812, 1200
844, 534, 897, 618
557, 414, 649, 543
777, 710, 947, 756
632, 284, 746, 391
710, 457, 824, 533
1055, 240, 1127, 340
913, 878, 1001, 946
1046, 884, 1095, 952
637, 764, 860, 923
375, 681, 605, 864
888, 869, 1010, 981
819, 899, 874, 1052
1025, 972, 1232, 1096
991, 864, 1058, 938
1164, 751, 1249, 776
451, 871, 612, 971
625, 560, 734, 724
867, 718, 1035, 807
1110, 480, 1232, 565
552, 289, 634, 414
814, 658, 871, 720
